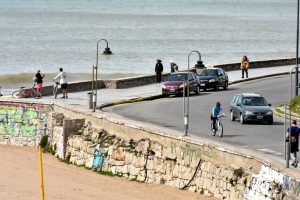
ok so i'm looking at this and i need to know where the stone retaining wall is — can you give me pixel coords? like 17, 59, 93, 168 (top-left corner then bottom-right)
1, 100, 299, 199
49, 105, 300, 200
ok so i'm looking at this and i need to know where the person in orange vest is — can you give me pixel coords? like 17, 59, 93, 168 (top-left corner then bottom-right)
240, 55, 249, 78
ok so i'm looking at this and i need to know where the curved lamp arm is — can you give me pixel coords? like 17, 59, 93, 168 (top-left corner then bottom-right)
188, 50, 202, 70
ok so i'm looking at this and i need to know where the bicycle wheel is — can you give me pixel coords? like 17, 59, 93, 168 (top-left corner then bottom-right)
31, 90, 41, 98
211, 121, 216, 136
217, 123, 223, 138
53, 86, 58, 99
12, 91, 21, 98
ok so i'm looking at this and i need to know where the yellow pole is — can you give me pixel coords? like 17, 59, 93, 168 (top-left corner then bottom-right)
39, 146, 45, 200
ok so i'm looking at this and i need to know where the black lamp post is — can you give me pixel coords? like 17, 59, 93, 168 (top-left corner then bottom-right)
92, 39, 112, 112
184, 50, 204, 136
296, 0, 300, 96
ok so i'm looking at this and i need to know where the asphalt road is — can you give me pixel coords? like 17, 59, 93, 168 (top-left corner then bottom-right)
103, 75, 291, 158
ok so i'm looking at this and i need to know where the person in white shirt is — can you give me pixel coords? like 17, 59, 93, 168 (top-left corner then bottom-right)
53, 68, 68, 99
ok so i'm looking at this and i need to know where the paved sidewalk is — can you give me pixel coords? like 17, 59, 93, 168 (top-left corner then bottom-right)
1, 65, 294, 108
40, 65, 294, 108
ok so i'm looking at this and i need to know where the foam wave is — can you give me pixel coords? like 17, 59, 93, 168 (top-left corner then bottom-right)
0, 72, 144, 89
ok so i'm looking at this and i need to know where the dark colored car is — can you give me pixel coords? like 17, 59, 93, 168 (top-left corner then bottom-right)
198, 68, 229, 91
162, 72, 200, 96
229, 93, 273, 124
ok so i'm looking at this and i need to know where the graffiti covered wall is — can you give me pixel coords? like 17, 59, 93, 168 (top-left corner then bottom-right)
0, 102, 52, 146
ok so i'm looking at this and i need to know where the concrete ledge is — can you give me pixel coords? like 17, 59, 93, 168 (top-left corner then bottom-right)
214, 58, 296, 71
37, 58, 297, 96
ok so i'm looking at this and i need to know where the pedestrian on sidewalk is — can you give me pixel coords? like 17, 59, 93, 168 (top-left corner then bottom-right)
155, 59, 163, 83
286, 119, 300, 168
240, 55, 249, 78
34, 69, 45, 94
53, 67, 68, 99
170, 60, 179, 73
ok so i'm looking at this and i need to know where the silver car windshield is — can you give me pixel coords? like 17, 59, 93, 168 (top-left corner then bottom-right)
242, 97, 268, 106
168, 74, 187, 81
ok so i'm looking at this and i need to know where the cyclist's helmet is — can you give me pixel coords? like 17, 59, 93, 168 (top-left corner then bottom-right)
216, 102, 221, 107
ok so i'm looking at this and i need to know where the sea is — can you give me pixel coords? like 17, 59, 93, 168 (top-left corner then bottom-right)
0, 0, 297, 89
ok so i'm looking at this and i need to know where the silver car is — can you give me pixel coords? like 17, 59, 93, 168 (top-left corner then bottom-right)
229, 93, 273, 124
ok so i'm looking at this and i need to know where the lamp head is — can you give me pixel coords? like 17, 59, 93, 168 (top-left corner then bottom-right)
103, 47, 112, 55
195, 60, 205, 68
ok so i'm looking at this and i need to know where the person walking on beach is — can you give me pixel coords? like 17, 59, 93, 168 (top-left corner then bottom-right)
155, 59, 163, 83
53, 68, 68, 99
240, 55, 249, 78
286, 119, 300, 168
170, 60, 179, 73
34, 69, 45, 94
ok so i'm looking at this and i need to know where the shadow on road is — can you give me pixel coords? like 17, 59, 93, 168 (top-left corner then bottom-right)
222, 134, 244, 138
201, 87, 239, 93
167, 92, 210, 98
243, 121, 284, 126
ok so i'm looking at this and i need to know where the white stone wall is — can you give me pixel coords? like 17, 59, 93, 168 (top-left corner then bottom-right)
64, 135, 250, 200
50, 114, 300, 200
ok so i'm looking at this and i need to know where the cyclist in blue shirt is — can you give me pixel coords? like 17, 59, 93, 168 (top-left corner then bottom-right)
286, 120, 300, 167
211, 102, 225, 130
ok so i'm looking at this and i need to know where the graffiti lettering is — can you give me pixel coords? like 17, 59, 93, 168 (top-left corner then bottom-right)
0, 102, 51, 137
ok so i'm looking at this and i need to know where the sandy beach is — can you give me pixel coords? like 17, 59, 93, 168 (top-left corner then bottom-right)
0, 145, 218, 200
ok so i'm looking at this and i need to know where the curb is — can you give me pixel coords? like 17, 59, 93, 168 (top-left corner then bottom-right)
100, 71, 290, 110
274, 105, 300, 120
98, 94, 165, 110
228, 71, 289, 85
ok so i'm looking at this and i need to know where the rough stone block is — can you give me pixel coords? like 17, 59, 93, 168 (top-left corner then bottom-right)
109, 159, 124, 166
136, 140, 150, 154
163, 147, 177, 160
129, 165, 140, 176
151, 142, 163, 158
111, 147, 125, 161
51, 112, 65, 126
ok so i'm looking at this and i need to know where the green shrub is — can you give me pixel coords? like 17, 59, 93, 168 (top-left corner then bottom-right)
39, 135, 48, 148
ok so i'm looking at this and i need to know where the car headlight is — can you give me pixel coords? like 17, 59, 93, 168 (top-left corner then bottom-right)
266, 111, 273, 115
209, 79, 216, 82
245, 111, 253, 115
162, 85, 167, 89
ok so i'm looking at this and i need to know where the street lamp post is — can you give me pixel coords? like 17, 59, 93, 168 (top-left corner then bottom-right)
92, 39, 112, 112
285, 67, 298, 168
296, 0, 300, 95
184, 50, 205, 136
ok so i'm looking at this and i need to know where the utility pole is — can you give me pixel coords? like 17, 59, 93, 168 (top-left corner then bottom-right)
296, 0, 299, 95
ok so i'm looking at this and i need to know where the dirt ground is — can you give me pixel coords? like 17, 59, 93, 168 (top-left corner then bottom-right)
0, 145, 218, 200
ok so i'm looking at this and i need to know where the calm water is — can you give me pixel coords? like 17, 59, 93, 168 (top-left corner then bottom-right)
0, 0, 297, 88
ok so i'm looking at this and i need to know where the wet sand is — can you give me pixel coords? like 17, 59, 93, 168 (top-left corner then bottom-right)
0, 145, 218, 200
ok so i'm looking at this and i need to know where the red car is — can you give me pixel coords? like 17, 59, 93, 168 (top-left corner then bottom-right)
162, 72, 200, 96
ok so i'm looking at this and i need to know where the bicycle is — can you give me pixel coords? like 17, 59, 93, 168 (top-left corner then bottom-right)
211, 115, 225, 138
52, 80, 60, 99
12, 85, 41, 99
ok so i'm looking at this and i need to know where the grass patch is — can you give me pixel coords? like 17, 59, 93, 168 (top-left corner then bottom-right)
290, 96, 300, 114
275, 107, 284, 115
